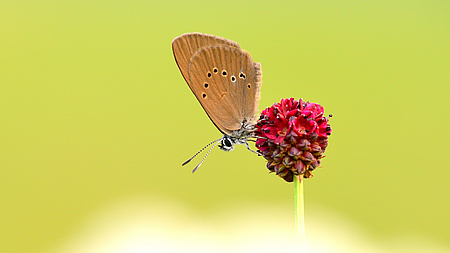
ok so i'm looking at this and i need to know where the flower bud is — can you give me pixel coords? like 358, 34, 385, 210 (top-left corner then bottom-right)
294, 160, 306, 174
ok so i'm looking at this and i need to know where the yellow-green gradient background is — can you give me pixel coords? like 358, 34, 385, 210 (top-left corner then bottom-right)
1, 1, 448, 252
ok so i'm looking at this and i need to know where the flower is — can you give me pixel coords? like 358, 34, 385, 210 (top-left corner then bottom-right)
255, 98, 331, 182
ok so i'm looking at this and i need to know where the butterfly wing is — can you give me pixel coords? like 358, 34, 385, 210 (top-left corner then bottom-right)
172, 33, 240, 88
187, 45, 262, 135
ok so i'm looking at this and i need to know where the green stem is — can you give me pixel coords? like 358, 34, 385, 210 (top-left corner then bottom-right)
294, 174, 305, 252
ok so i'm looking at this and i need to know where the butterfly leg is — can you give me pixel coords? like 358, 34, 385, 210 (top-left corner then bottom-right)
245, 141, 261, 155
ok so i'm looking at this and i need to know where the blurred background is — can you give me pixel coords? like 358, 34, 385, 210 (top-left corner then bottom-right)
1, 1, 448, 252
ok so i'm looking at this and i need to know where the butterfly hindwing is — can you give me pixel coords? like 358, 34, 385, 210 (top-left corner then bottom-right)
188, 45, 262, 135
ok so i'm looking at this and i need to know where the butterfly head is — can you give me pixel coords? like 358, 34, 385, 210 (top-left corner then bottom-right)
218, 135, 235, 152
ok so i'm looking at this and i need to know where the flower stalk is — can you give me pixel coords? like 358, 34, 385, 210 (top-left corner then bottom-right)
294, 175, 305, 252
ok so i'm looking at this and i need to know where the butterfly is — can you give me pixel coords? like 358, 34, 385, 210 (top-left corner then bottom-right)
172, 33, 262, 172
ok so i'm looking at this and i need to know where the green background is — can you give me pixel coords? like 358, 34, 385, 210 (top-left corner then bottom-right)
1, 1, 448, 252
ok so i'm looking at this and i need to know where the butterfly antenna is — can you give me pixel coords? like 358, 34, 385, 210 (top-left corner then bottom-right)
192, 140, 221, 173
182, 138, 222, 166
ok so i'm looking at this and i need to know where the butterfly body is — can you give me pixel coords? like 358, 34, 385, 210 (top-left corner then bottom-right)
172, 33, 262, 170
218, 119, 256, 151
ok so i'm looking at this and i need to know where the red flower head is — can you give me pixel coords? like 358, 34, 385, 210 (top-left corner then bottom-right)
255, 98, 332, 182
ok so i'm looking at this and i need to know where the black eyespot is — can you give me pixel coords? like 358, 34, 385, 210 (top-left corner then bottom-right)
204, 83, 209, 88
202, 93, 206, 98
247, 84, 251, 88
231, 76, 236, 82
239, 72, 246, 79
207, 72, 212, 77
213, 68, 218, 73
222, 70, 227, 76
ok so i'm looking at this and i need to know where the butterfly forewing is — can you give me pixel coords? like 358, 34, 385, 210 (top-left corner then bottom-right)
188, 45, 262, 135
172, 33, 240, 88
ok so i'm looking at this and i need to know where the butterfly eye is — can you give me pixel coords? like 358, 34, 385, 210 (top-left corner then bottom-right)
213, 68, 218, 73
222, 70, 227, 76
239, 72, 246, 79
202, 93, 207, 98
204, 83, 209, 88
223, 137, 232, 147
247, 84, 251, 89
207, 72, 212, 78
231, 76, 236, 82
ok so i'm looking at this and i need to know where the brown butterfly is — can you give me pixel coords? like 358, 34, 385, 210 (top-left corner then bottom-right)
172, 33, 262, 171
